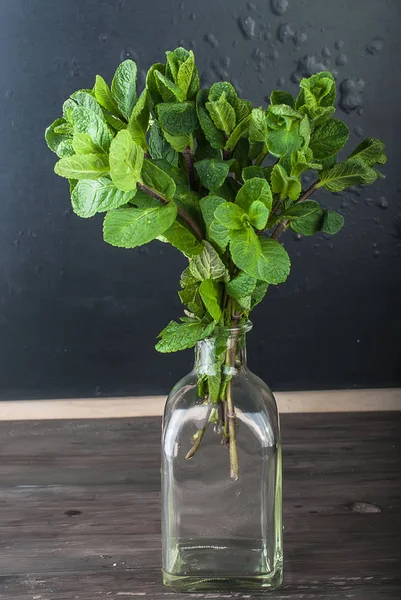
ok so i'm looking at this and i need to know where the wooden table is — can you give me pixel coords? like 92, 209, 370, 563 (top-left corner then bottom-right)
0, 412, 400, 599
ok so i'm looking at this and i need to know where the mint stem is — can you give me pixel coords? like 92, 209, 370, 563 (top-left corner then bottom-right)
136, 182, 203, 240
270, 181, 318, 240
183, 146, 198, 192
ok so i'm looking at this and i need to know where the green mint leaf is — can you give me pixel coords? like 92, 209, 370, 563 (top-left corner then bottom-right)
282, 200, 321, 220
196, 89, 226, 150
94, 75, 121, 116
104, 114, 127, 132
256, 238, 291, 284
146, 63, 166, 105
148, 121, 178, 166
224, 114, 252, 150
199, 195, 229, 251
109, 129, 144, 192
236, 177, 273, 212
69, 106, 113, 152
54, 122, 74, 135
242, 166, 272, 181
178, 285, 205, 319
348, 138, 387, 167
155, 70, 186, 102
157, 101, 198, 136
317, 157, 378, 192
103, 202, 177, 248
70, 90, 104, 118
111, 59, 138, 120
71, 177, 135, 218
72, 132, 103, 155
226, 272, 257, 301
180, 266, 198, 289
251, 280, 269, 308
266, 120, 301, 157
177, 50, 195, 97
296, 71, 336, 110
164, 131, 194, 153
290, 150, 322, 177
127, 89, 150, 150
309, 118, 350, 160
45, 118, 74, 158
208, 81, 238, 106
141, 159, 176, 199
248, 108, 267, 143
270, 90, 295, 107
199, 279, 222, 322
155, 319, 216, 353
63, 99, 77, 122
271, 164, 302, 201
290, 207, 325, 236
229, 227, 261, 276
322, 210, 344, 235
235, 98, 253, 122
206, 93, 236, 136
248, 200, 269, 229
54, 153, 109, 180
158, 220, 203, 256
215, 202, 247, 230
189, 241, 228, 281
194, 158, 233, 191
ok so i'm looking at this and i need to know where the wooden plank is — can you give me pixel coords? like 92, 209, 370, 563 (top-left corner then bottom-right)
0, 413, 400, 599
0, 388, 400, 421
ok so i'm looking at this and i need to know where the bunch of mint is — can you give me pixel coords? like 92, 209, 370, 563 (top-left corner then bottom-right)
45, 46, 386, 370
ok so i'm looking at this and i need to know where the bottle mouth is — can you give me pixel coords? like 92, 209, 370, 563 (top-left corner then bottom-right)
209, 320, 253, 338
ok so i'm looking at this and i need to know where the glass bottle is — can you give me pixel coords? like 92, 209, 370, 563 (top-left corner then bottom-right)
161, 322, 283, 591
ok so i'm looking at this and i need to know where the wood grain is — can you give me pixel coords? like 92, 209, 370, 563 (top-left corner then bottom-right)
0, 413, 400, 599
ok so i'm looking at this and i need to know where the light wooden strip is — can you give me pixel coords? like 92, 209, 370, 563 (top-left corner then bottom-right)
0, 389, 399, 420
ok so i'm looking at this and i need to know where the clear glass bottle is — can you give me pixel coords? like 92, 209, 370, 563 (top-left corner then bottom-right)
161, 323, 283, 591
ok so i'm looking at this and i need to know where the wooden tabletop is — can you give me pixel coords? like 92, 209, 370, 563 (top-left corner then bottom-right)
0, 412, 400, 599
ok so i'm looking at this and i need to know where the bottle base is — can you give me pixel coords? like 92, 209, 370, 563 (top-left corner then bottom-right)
162, 564, 283, 592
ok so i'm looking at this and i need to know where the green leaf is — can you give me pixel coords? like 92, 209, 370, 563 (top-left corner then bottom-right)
290, 208, 325, 236
104, 113, 127, 132
109, 129, 144, 192
270, 90, 295, 107
45, 118, 74, 158
282, 200, 321, 221
70, 90, 103, 117
94, 75, 121, 116
248, 108, 267, 142
71, 177, 135, 218
290, 150, 322, 177
157, 101, 198, 136
148, 121, 178, 166
196, 89, 226, 150
164, 131, 194, 153
180, 266, 198, 289
189, 241, 228, 281
235, 98, 253, 122
54, 153, 109, 180
69, 106, 113, 152
199, 195, 229, 251
348, 138, 387, 167
224, 114, 252, 150
72, 132, 103, 155
255, 237, 291, 284
242, 166, 272, 181
296, 71, 336, 110
236, 177, 273, 213
146, 63, 166, 105
209, 82, 238, 106
271, 164, 302, 201
206, 93, 236, 136
226, 272, 257, 301
103, 202, 177, 248
309, 118, 349, 160
229, 227, 261, 275
251, 280, 269, 308
111, 59, 137, 120
215, 202, 247, 230
157, 220, 203, 256
177, 50, 195, 97
317, 158, 378, 192
322, 210, 344, 235
154, 70, 185, 102
141, 159, 176, 199
63, 99, 77, 122
267, 122, 301, 157
194, 158, 232, 191
199, 279, 222, 321
155, 319, 216, 353
127, 89, 150, 150
248, 200, 269, 229
178, 285, 205, 318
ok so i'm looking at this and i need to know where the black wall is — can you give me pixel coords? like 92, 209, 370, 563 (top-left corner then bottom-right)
1, 0, 400, 400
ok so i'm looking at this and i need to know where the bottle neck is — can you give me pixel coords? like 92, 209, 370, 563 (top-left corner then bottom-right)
193, 325, 250, 376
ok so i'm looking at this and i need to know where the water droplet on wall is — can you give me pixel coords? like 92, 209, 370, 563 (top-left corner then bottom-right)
238, 16, 256, 39
204, 33, 219, 48
189, 12, 196, 20
247, 1, 257, 10
291, 54, 328, 82
321, 46, 331, 58
270, 0, 289, 16
335, 39, 345, 50
365, 197, 374, 207
339, 78, 365, 114
378, 197, 388, 209
251, 47, 266, 72
335, 53, 348, 66
276, 76, 285, 86
366, 38, 383, 55
98, 33, 108, 42
120, 48, 137, 62
354, 126, 364, 137
277, 22, 294, 43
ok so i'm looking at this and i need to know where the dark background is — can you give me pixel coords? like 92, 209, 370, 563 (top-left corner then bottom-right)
0, 0, 400, 400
